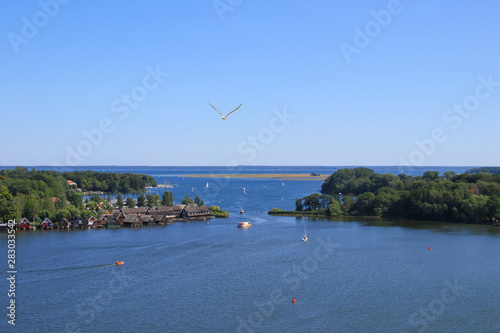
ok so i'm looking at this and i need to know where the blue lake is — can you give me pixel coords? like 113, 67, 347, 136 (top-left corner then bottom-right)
1, 166, 499, 332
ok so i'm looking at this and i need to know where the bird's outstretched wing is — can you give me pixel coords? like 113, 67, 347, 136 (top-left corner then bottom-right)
224, 103, 243, 118
207, 102, 223, 117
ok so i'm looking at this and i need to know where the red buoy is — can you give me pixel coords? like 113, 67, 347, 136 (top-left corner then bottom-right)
292, 297, 296, 303
429, 247, 431, 251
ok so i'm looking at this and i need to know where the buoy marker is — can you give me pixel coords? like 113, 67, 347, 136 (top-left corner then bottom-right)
292, 297, 296, 303
429, 246, 431, 251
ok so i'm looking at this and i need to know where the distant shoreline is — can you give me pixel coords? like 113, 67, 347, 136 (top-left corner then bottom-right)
179, 174, 329, 180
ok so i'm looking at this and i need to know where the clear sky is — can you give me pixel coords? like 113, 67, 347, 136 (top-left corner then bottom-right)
1, 0, 499, 167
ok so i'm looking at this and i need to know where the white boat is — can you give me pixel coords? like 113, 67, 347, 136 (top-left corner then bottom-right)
240, 209, 244, 214
237, 221, 251, 228
206, 182, 209, 188
243, 187, 247, 195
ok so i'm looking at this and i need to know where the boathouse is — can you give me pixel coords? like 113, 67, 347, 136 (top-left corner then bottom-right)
112, 211, 126, 225
57, 218, 70, 229
181, 205, 212, 220
150, 213, 168, 225
140, 215, 154, 226
86, 216, 97, 227
40, 218, 53, 229
122, 215, 142, 227
18, 218, 31, 230
106, 218, 120, 228
71, 217, 88, 229
164, 205, 184, 218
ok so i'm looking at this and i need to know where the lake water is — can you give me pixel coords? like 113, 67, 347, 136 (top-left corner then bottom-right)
1, 166, 499, 332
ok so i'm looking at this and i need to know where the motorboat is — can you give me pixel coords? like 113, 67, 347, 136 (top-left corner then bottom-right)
237, 221, 251, 228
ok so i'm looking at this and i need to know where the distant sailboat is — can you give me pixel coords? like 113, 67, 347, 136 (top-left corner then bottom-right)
282, 182, 285, 186
206, 182, 209, 188
243, 187, 247, 195
191, 187, 194, 192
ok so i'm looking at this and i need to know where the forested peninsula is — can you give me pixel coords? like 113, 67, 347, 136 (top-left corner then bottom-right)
269, 167, 500, 225
0, 167, 157, 222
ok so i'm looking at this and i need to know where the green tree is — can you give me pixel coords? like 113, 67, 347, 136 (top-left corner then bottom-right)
66, 205, 80, 218
341, 195, 355, 213
80, 209, 92, 219
194, 195, 201, 206
67, 191, 83, 208
423, 171, 440, 181
101, 200, 113, 213
0, 202, 20, 222
116, 193, 124, 209
23, 195, 39, 219
161, 191, 173, 206
182, 195, 194, 205
137, 194, 146, 207
126, 197, 136, 208
146, 193, 157, 208
86, 200, 99, 212
0, 186, 13, 200
295, 198, 303, 211
38, 209, 52, 220
303, 193, 320, 211
443, 171, 457, 180
352, 192, 376, 216
55, 209, 71, 221
327, 201, 342, 216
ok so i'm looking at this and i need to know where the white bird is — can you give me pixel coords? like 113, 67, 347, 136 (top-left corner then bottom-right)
208, 102, 242, 120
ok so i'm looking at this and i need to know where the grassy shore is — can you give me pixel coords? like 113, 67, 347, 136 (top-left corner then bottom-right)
180, 174, 328, 180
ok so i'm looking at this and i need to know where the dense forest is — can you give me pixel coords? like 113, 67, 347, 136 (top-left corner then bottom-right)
272, 167, 500, 224
0, 167, 157, 222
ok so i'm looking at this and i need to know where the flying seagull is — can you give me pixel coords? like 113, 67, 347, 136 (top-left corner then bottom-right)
207, 102, 242, 120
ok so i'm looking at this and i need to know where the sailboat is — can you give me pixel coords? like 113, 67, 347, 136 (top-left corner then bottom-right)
243, 187, 247, 195
302, 222, 308, 242
206, 182, 209, 188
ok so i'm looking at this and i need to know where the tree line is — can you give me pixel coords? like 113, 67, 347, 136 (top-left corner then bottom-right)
283, 168, 500, 224
0, 167, 155, 223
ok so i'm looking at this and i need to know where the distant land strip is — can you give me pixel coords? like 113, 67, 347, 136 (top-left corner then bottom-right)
179, 174, 328, 180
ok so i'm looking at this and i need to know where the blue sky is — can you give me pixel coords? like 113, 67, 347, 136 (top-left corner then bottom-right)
1, 0, 499, 166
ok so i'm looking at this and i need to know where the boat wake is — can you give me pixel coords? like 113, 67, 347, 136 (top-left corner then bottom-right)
25, 263, 118, 273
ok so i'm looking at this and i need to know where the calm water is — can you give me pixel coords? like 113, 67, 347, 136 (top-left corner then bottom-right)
1, 166, 499, 332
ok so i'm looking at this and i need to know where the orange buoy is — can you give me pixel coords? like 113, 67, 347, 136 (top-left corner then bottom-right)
115, 261, 124, 265
292, 297, 296, 303
429, 247, 431, 251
